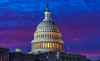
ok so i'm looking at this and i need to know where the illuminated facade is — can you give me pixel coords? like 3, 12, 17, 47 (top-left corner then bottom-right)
32, 5, 64, 54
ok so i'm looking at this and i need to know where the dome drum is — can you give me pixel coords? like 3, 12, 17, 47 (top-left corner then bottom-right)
32, 41, 64, 53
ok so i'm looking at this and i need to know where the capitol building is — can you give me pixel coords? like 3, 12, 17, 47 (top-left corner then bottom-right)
0, 2, 91, 61
31, 5, 64, 54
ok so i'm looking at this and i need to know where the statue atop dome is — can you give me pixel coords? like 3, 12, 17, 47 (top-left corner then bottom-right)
43, 0, 52, 21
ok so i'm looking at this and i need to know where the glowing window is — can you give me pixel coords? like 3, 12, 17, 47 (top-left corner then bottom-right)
56, 43, 59, 49
48, 43, 50, 48
40, 43, 43, 48
49, 43, 52, 48
42, 43, 45, 48
45, 43, 48, 48
52, 43, 55, 48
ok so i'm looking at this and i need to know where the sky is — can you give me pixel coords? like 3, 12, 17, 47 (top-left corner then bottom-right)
0, 0, 100, 57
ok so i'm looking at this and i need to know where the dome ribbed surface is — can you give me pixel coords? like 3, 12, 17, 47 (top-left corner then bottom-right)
36, 20, 59, 32
34, 20, 62, 42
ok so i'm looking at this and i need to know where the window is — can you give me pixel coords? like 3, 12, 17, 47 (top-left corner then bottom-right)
45, 43, 48, 48
49, 43, 52, 48
48, 43, 50, 48
56, 43, 59, 49
52, 43, 55, 48
40, 43, 43, 48
42, 43, 45, 48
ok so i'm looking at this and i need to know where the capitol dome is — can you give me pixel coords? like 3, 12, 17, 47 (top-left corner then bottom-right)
32, 7, 64, 54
